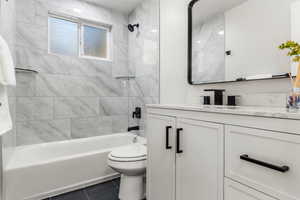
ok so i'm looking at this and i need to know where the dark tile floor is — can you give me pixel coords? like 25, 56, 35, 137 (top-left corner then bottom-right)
44, 178, 120, 200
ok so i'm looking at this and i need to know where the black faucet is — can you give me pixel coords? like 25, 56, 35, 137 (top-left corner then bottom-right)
204, 89, 225, 105
128, 126, 140, 132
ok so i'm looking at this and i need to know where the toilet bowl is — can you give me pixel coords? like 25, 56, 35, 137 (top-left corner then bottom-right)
107, 143, 147, 200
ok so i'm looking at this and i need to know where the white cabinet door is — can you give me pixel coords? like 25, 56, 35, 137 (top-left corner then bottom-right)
225, 178, 276, 200
176, 118, 224, 200
146, 114, 176, 200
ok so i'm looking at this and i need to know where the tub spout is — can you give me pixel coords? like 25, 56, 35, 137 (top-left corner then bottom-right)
128, 126, 140, 132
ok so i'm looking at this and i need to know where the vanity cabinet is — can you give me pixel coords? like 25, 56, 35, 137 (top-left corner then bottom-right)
147, 105, 300, 200
147, 115, 224, 200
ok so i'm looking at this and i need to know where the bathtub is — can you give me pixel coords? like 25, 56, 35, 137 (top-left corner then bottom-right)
4, 133, 145, 200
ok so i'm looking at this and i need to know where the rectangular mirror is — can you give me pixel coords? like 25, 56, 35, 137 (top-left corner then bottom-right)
188, 0, 298, 85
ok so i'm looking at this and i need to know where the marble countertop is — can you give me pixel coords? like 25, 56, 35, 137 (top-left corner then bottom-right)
147, 104, 300, 120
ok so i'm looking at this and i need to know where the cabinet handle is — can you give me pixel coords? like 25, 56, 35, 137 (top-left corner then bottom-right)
176, 128, 183, 154
240, 154, 290, 173
166, 126, 172, 149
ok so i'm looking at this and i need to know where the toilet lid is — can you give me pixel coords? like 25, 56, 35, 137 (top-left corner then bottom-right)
110, 144, 147, 159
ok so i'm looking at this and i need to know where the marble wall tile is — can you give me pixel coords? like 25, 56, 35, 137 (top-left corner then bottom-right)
16, 46, 72, 75
129, 76, 159, 97
16, 21, 48, 52
16, 119, 71, 145
112, 115, 129, 133
54, 97, 99, 119
16, 97, 53, 121
35, 74, 67, 97
16, 71, 37, 97
70, 58, 112, 77
99, 97, 129, 116
14, 0, 159, 146
71, 117, 113, 138
16, 0, 35, 24
83, 76, 124, 97
35, 74, 124, 97
237, 93, 287, 107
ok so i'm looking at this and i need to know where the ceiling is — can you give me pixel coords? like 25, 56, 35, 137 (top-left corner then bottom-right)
85, 0, 145, 14
193, 0, 247, 26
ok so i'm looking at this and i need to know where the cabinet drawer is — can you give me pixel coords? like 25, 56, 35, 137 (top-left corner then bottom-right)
225, 126, 300, 200
225, 178, 276, 200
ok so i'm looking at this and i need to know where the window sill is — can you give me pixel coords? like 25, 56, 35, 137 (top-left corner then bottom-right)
80, 55, 112, 62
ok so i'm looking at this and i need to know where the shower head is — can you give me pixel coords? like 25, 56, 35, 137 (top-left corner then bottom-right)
128, 24, 139, 32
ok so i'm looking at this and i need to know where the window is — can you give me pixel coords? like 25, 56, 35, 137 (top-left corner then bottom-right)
48, 15, 111, 60
49, 17, 79, 56
82, 25, 109, 59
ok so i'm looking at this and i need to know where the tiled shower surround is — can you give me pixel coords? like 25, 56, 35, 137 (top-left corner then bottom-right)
15, 0, 159, 146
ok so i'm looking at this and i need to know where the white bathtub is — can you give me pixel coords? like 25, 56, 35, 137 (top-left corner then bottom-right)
4, 133, 145, 200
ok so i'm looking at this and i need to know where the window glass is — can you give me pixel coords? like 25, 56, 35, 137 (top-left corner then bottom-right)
83, 25, 108, 59
49, 17, 78, 56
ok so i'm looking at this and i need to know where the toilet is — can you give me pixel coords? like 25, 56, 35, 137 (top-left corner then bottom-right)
107, 143, 147, 200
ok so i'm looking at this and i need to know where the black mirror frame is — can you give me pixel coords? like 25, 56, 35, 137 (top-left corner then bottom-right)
188, 0, 199, 85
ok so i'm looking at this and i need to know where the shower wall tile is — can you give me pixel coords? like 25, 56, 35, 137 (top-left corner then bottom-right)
16, 119, 71, 145
16, 0, 35, 24
129, 76, 159, 97
14, 0, 160, 145
16, 21, 48, 52
16, 46, 73, 75
70, 58, 112, 77
99, 97, 129, 116
112, 115, 129, 133
54, 97, 99, 119
36, 74, 124, 98
16, 97, 53, 121
16, 73, 37, 97
35, 74, 67, 97
15, 0, 131, 146
71, 117, 113, 139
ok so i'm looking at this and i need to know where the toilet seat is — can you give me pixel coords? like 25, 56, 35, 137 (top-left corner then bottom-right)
108, 144, 147, 162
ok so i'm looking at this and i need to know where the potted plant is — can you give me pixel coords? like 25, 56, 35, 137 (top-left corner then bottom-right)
279, 41, 300, 108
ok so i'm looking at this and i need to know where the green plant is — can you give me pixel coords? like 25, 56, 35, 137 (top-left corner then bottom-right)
279, 41, 300, 62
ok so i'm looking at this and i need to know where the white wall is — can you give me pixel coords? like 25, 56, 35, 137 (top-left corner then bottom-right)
291, 0, 300, 75
160, 0, 189, 104
160, 0, 291, 107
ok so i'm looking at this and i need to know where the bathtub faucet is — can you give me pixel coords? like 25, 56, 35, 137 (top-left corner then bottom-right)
128, 126, 140, 132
